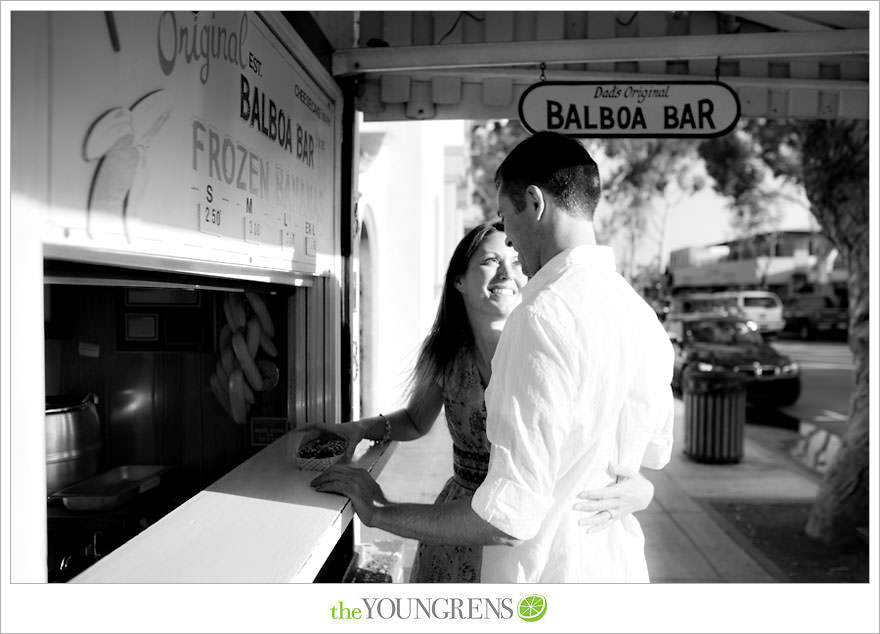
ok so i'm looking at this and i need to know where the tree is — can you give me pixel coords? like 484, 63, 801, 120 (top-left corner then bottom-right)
468, 119, 529, 221
595, 138, 705, 279
700, 119, 869, 544
799, 120, 869, 544
700, 129, 767, 236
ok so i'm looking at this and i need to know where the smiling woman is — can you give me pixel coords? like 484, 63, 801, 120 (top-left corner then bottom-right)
302, 221, 524, 581
455, 230, 525, 328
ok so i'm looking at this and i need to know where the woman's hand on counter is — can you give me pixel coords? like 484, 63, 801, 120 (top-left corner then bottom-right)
296, 421, 368, 460
310, 466, 387, 526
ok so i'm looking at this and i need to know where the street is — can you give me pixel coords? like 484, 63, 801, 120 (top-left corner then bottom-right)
771, 338, 854, 430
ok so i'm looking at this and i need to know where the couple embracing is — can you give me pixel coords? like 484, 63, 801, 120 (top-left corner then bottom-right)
308, 131, 674, 583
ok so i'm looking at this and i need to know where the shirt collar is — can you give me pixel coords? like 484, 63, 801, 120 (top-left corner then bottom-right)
523, 245, 616, 299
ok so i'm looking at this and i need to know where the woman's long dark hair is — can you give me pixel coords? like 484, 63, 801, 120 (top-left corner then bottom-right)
408, 221, 504, 402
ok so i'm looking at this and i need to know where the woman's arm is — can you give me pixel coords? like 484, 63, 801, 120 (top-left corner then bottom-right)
297, 381, 444, 458
353, 380, 444, 442
398, 380, 445, 438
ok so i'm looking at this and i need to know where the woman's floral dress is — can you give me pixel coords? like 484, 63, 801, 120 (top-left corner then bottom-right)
409, 348, 491, 583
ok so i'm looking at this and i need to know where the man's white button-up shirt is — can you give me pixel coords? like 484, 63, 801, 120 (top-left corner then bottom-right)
472, 245, 674, 582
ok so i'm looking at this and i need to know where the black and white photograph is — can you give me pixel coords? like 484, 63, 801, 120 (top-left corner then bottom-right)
1, 3, 877, 633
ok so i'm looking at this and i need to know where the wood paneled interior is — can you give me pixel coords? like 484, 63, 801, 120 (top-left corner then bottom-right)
43, 284, 295, 498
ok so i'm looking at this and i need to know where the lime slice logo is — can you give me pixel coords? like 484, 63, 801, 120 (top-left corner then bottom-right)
517, 594, 547, 622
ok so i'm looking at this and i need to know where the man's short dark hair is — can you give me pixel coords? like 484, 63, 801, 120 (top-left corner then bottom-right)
494, 131, 601, 219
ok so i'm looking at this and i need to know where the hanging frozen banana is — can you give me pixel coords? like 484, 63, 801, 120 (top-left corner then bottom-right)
218, 323, 232, 352
228, 368, 248, 425
226, 293, 248, 330
259, 330, 278, 357
244, 292, 276, 338
220, 345, 236, 375
242, 380, 255, 405
222, 294, 235, 332
246, 316, 261, 358
213, 294, 250, 422
231, 331, 263, 391
214, 290, 280, 421
209, 372, 232, 418
256, 360, 280, 391
215, 359, 230, 387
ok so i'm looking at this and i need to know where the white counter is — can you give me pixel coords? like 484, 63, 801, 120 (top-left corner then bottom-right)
71, 433, 394, 583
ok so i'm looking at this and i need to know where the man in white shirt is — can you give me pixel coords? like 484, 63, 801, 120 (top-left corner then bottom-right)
312, 131, 673, 582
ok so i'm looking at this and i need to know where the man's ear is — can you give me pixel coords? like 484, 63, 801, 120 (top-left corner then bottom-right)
525, 185, 546, 222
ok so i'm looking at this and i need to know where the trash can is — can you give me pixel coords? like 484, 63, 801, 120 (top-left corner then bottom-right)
682, 368, 746, 464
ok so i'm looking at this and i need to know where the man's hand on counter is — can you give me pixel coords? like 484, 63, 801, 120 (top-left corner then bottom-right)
310, 466, 388, 526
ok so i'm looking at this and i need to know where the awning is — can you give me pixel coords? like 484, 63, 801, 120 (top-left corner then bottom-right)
309, 9, 870, 121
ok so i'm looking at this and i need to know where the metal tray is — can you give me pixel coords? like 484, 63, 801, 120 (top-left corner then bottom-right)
49, 465, 168, 511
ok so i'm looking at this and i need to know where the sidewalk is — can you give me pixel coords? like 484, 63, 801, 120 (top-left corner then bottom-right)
641, 400, 820, 582
361, 398, 823, 583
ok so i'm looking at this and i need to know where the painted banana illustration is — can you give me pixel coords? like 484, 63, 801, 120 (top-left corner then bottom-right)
83, 89, 171, 239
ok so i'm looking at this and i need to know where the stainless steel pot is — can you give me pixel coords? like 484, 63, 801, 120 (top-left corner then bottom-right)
45, 393, 102, 495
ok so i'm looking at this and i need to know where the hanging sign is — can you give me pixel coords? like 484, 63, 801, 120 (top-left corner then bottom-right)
519, 81, 740, 138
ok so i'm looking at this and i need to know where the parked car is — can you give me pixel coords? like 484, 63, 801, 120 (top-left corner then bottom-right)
669, 293, 745, 318
671, 290, 786, 336
708, 290, 786, 336
782, 293, 849, 340
665, 313, 801, 407
651, 298, 672, 322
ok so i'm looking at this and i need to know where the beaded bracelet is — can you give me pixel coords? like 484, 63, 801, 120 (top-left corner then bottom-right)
377, 413, 392, 444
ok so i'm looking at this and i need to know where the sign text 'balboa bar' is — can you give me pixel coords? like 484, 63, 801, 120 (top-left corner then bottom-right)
519, 81, 741, 138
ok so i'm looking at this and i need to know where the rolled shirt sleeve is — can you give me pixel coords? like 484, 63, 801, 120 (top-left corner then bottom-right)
619, 328, 675, 471
471, 304, 577, 541
642, 391, 674, 469
471, 448, 555, 540
617, 384, 674, 471
641, 324, 675, 469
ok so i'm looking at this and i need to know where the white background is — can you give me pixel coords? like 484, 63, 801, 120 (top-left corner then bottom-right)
2, 2, 878, 633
